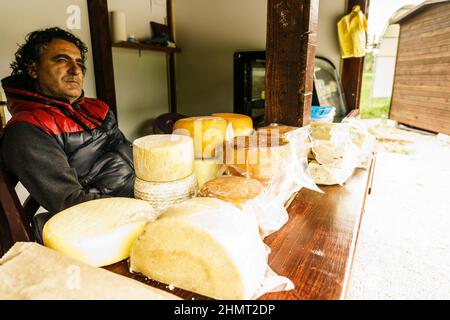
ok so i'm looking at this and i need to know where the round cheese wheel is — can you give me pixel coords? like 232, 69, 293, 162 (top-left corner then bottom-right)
133, 134, 194, 182
257, 123, 300, 142
172, 116, 227, 159
194, 157, 221, 189
43, 198, 156, 267
210, 113, 254, 137
130, 197, 268, 300
134, 173, 198, 212
223, 133, 289, 184
199, 176, 263, 207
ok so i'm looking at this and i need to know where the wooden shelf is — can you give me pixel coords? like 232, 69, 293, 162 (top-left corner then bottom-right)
112, 41, 181, 53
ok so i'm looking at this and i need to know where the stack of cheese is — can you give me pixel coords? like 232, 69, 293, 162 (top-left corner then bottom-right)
129, 197, 269, 300
173, 114, 255, 189
43, 198, 157, 267
133, 134, 198, 211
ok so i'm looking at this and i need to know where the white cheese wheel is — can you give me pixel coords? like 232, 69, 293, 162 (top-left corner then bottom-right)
210, 113, 254, 137
133, 134, 194, 182
134, 173, 198, 212
43, 198, 156, 267
130, 197, 268, 300
193, 157, 221, 189
172, 116, 228, 159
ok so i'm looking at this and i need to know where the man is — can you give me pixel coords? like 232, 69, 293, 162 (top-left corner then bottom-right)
0, 27, 135, 237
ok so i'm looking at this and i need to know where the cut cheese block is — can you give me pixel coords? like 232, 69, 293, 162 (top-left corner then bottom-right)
199, 176, 263, 208
310, 122, 351, 141
134, 173, 198, 212
43, 198, 156, 267
223, 132, 289, 184
194, 157, 221, 189
0, 242, 180, 300
308, 160, 354, 185
210, 113, 254, 137
133, 134, 194, 182
130, 197, 268, 300
173, 116, 227, 159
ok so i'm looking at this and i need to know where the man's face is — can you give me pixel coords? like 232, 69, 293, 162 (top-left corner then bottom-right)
28, 39, 85, 103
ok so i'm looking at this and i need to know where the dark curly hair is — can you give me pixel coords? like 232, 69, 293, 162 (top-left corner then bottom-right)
10, 27, 88, 78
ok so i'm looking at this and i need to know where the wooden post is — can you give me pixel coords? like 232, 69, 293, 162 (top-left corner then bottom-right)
87, 0, 118, 117
265, 0, 319, 127
166, 0, 177, 113
340, 0, 370, 111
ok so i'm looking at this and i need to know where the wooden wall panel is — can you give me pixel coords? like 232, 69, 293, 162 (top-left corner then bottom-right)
390, 2, 450, 135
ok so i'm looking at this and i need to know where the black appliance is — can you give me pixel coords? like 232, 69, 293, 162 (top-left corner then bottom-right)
233, 51, 348, 127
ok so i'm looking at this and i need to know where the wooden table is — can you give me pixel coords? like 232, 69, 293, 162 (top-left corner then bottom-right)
105, 157, 375, 300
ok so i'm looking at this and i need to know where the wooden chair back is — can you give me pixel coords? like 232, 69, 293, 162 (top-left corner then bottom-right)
0, 129, 39, 256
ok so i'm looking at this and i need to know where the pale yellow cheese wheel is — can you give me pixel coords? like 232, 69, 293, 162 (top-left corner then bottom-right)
134, 173, 198, 212
193, 157, 221, 189
210, 113, 254, 137
172, 116, 227, 159
133, 134, 194, 182
43, 198, 156, 267
129, 197, 268, 300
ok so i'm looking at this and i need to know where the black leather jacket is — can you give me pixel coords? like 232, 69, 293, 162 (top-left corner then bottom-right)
1, 75, 135, 214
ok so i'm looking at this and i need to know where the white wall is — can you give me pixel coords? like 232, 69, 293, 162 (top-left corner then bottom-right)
0, 0, 347, 136
173, 0, 268, 116
0, 0, 96, 122
173, 0, 346, 116
316, 0, 346, 72
372, 24, 400, 98
108, 0, 169, 141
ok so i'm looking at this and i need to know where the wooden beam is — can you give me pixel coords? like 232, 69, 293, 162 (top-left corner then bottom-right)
265, 0, 319, 127
166, 0, 177, 113
340, 0, 370, 111
87, 0, 118, 117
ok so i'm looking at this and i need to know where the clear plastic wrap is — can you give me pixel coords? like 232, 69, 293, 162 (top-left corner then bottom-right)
212, 127, 321, 237
342, 118, 376, 169
308, 120, 375, 185
129, 197, 293, 299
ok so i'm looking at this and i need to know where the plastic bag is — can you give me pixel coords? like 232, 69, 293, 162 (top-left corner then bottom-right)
342, 118, 376, 169
309, 123, 359, 185
218, 127, 321, 237
337, 5, 368, 58
308, 121, 375, 185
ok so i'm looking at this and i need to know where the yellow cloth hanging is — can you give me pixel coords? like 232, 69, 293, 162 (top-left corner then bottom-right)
337, 5, 368, 58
